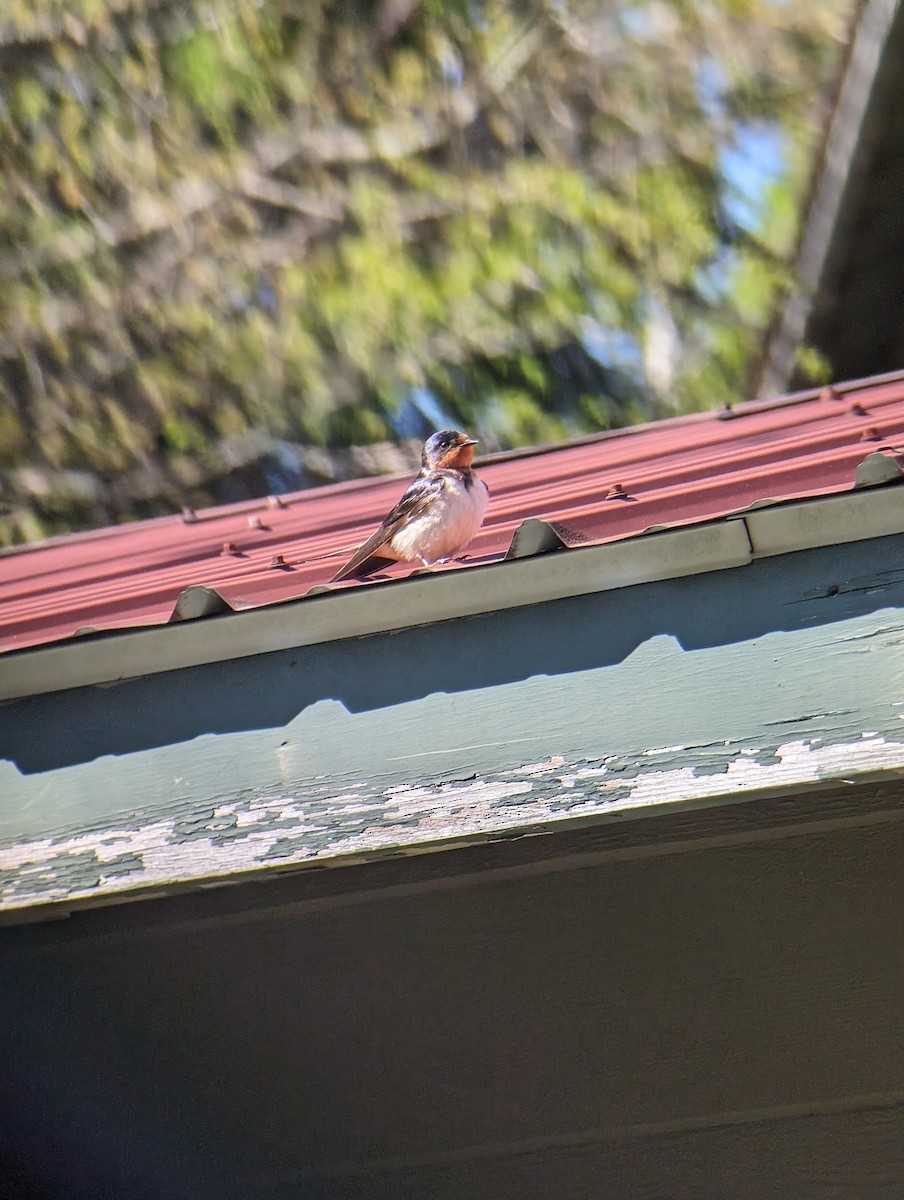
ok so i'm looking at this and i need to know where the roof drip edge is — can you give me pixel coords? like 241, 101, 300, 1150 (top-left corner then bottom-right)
2, 484, 903, 702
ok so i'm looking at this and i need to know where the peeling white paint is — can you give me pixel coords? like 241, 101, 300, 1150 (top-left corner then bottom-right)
4, 735, 904, 913
506, 756, 566, 776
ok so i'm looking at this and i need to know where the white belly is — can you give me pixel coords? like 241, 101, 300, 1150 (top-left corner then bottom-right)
389, 474, 488, 565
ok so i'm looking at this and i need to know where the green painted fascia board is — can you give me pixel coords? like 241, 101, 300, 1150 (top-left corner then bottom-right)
2, 529, 903, 919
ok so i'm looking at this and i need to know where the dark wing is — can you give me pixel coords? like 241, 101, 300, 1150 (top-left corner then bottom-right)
330, 471, 444, 582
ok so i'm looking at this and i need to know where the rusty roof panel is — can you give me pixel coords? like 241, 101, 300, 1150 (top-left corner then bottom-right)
2, 372, 904, 654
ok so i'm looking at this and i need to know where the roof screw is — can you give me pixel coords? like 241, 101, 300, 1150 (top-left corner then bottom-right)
247, 515, 270, 530
606, 483, 630, 500
267, 495, 287, 509
181, 507, 198, 523
860, 427, 881, 442
848, 402, 868, 417
220, 541, 239, 555
820, 385, 840, 401
269, 553, 290, 569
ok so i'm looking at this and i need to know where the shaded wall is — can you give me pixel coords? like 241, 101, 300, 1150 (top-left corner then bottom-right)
3, 786, 904, 1199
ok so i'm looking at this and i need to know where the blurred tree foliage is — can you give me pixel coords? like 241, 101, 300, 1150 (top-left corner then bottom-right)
0, 0, 850, 540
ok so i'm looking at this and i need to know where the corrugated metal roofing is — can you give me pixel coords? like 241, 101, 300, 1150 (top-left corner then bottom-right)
2, 371, 904, 655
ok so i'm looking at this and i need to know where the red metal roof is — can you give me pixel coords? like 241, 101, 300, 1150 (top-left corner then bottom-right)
3, 372, 904, 655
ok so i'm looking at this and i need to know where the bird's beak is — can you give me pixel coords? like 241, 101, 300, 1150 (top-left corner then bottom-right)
463, 438, 479, 446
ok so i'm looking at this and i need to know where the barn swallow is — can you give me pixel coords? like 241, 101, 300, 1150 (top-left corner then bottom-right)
331, 430, 489, 582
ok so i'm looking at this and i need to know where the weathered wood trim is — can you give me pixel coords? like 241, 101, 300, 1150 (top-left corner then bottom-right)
2, 735, 904, 918
2, 532, 903, 920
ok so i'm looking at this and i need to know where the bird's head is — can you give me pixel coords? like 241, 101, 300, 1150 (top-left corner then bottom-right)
422, 429, 479, 470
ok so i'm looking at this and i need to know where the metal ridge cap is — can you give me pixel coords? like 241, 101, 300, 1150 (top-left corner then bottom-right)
2, 483, 903, 702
